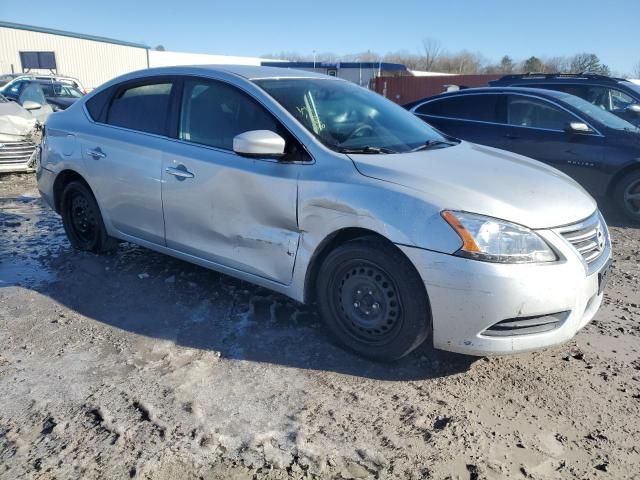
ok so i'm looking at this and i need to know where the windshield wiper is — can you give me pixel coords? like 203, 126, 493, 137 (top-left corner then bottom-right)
409, 139, 457, 152
337, 146, 398, 154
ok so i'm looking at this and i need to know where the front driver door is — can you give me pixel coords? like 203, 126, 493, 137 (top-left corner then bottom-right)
161, 77, 301, 284
503, 94, 605, 194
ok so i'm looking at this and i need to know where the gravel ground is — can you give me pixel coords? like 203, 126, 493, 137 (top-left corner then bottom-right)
0, 173, 638, 480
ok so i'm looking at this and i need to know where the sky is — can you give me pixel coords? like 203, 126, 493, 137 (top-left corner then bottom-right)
1, 0, 639, 74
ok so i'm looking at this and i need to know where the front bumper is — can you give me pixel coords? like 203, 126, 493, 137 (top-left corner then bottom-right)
399, 220, 611, 356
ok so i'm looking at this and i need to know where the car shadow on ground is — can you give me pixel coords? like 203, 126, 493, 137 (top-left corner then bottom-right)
27, 241, 477, 382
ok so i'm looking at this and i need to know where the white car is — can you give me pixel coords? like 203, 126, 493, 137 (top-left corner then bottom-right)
0, 94, 41, 173
37, 66, 612, 360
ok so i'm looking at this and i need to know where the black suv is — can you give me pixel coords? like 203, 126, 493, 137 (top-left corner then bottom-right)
490, 74, 640, 126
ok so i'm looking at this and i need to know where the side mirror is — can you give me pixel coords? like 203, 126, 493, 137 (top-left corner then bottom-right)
565, 122, 593, 134
626, 104, 640, 114
233, 130, 285, 158
22, 100, 42, 110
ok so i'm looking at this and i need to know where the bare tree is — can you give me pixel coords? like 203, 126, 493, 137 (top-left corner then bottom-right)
633, 60, 640, 78
421, 37, 442, 71
569, 53, 610, 75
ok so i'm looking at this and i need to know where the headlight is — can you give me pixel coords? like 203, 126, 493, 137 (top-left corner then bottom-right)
442, 211, 557, 263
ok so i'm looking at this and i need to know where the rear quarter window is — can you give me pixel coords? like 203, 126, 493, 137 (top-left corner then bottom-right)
85, 87, 115, 123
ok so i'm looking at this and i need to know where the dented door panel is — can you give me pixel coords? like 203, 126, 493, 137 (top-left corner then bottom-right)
161, 141, 300, 284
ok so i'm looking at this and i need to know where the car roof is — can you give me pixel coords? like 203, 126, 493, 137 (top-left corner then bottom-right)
127, 64, 335, 81
418, 86, 570, 102
493, 73, 628, 84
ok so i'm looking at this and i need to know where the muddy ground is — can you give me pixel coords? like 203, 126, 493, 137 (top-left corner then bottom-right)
0, 173, 638, 480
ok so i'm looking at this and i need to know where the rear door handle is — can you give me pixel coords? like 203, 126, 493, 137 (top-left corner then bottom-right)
165, 165, 194, 179
87, 147, 106, 159
504, 133, 520, 140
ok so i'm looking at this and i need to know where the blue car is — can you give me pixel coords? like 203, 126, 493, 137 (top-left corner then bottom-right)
408, 87, 640, 223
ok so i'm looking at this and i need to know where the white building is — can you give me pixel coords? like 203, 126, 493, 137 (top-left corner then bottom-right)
0, 21, 149, 90
0, 21, 281, 90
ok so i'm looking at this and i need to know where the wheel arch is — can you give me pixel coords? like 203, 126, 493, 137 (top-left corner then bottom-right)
606, 161, 640, 198
303, 227, 420, 304
52, 169, 89, 213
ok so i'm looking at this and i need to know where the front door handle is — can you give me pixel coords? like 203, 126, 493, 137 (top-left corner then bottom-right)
87, 147, 106, 160
165, 165, 194, 179
504, 133, 520, 140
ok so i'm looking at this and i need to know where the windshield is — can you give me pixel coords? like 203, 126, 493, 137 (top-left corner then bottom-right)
557, 91, 639, 131
621, 81, 640, 97
254, 78, 452, 153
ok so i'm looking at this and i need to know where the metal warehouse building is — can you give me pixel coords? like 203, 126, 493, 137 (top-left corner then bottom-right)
0, 21, 149, 90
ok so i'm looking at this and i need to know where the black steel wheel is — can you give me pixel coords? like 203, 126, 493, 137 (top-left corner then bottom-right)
60, 180, 117, 253
316, 236, 431, 361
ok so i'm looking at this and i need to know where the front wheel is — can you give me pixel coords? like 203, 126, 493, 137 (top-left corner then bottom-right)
60, 180, 117, 253
613, 170, 640, 224
316, 236, 431, 361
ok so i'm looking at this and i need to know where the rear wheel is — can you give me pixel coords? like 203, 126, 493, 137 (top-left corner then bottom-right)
316, 236, 431, 361
60, 180, 117, 253
613, 170, 640, 224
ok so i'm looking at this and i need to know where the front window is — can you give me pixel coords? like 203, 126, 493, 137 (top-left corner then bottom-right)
254, 78, 451, 153
556, 92, 638, 132
506, 96, 573, 130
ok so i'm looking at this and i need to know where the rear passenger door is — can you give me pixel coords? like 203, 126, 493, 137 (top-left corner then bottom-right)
160, 77, 302, 284
80, 77, 175, 245
503, 94, 605, 192
413, 94, 511, 150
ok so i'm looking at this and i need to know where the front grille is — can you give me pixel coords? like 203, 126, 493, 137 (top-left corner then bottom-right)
556, 213, 608, 272
483, 312, 569, 337
0, 140, 37, 165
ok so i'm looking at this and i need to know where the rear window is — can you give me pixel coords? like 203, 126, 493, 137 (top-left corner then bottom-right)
416, 94, 500, 122
105, 82, 173, 135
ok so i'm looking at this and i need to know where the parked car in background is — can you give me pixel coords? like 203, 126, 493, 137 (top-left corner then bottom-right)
1, 79, 53, 122
38, 66, 611, 360
489, 73, 640, 127
409, 87, 640, 223
0, 74, 86, 95
0, 73, 22, 87
0, 93, 40, 173
38, 81, 84, 111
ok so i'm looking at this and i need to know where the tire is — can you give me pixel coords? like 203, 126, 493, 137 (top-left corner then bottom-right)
60, 180, 117, 253
316, 236, 431, 361
613, 170, 640, 224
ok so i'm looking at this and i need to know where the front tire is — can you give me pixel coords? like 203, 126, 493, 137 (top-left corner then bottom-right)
60, 180, 117, 253
316, 236, 431, 361
613, 170, 640, 224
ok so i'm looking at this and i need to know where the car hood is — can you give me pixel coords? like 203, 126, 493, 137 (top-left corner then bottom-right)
0, 101, 37, 136
349, 141, 596, 229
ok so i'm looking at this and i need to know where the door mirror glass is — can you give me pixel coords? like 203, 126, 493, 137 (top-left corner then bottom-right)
565, 122, 593, 134
22, 100, 42, 110
626, 104, 640, 114
233, 130, 286, 157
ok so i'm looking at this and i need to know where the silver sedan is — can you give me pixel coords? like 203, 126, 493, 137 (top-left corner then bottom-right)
37, 65, 612, 360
